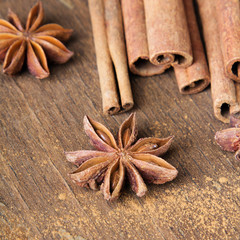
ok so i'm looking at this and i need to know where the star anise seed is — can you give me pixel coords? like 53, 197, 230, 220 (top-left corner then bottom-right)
0, 1, 73, 79
65, 113, 178, 201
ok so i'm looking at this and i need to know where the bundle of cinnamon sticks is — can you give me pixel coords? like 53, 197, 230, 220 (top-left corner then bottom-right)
122, 0, 210, 95
88, 0, 211, 115
197, 0, 240, 123
88, 0, 133, 115
88, 0, 239, 122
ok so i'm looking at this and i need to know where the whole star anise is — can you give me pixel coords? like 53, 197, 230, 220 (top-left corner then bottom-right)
0, 1, 73, 79
65, 113, 178, 201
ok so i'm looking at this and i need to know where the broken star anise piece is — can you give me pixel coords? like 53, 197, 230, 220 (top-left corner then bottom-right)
215, 114, 240, 161
65, 113, 178, 201
0, 1, 73, 79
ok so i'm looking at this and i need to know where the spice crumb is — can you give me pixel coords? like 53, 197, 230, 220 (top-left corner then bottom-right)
58, 193, 66, 200
219, 177, 228, 184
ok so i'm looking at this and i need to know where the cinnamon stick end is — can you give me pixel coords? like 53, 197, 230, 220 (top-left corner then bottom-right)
226, 60, 240, 83
180, 78, 210, 95
104, 106, 121, 115
121, 102, 134, 113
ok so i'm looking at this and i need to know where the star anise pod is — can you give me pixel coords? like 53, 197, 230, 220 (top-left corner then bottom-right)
0, 1, 73, 79
215, 113, 240, 161
65, 113, 178, 201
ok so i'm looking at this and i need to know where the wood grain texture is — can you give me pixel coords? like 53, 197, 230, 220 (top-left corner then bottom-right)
0, 0, 240, 239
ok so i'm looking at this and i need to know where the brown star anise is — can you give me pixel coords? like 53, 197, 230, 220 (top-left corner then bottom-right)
65, 113, 178, 201
215, 113, 240, 161
0, 1, 73, 79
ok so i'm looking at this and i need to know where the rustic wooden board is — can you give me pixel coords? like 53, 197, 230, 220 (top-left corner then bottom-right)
0, 0, 240, 239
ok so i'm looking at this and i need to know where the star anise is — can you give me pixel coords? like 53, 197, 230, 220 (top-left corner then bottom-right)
215, 113, 240, 161
0, 1, 73, 79
65, 113, 178, 201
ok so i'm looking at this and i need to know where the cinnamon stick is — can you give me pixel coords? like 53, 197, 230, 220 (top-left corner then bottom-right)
230, 82, 240, 127
88, 0, 119, 114
174, 0, 210, 94
121, 0, 170, 77
231, 83, 240, 116
104, 0, 133, 112
198, 0, 237, 123
143, 0, 192, 67
216, 0, 240, 83
88, 0, 133, 115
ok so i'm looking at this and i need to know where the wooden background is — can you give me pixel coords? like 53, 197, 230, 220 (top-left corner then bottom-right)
0, 0, 240, 239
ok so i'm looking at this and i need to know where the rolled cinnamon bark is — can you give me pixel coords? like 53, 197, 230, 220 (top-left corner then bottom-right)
88, 0, 133, 114
231, 83, 240, 116
174, 0, 210, 94
88, 0, 120, 115
143, 0, 192, 67
198, 0, 237, 123
236, 83, 240, 108
230, 83, 240, 127
121, 0, 170, 77
216, 0, 240, 83
104, 0, 133, 112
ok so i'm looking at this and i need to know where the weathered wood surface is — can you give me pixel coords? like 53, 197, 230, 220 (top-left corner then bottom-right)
0, 0, 240, 239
